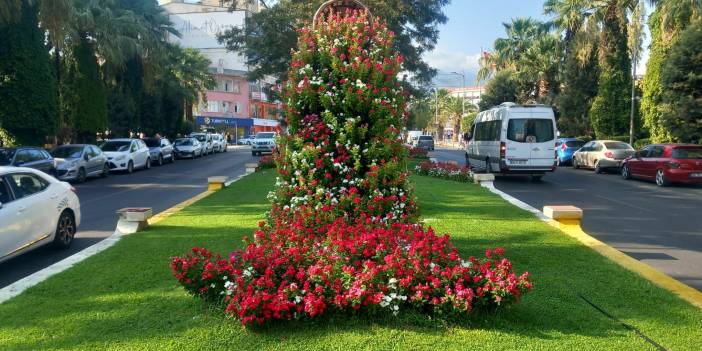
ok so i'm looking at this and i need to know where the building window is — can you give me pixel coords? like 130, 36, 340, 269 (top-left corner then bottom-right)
207, 101, 219, 112
222, 101, 230, 113
233, 102, 240, 114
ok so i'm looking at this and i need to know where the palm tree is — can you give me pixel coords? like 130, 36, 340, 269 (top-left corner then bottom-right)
544, 0, 595, 44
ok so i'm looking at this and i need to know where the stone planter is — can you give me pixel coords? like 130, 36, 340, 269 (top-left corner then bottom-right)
116, 207, 153, 234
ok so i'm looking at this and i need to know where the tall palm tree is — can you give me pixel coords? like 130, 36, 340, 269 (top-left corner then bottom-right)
544, 0, 595, 44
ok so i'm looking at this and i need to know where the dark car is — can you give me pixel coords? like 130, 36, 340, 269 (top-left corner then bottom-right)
143, 138, 175, 166
622, 144, 702, 186
417, 135, 435, 151
0, 146, 55, 175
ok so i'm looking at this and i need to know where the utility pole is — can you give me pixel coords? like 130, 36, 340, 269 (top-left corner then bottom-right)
629, 0, 642, 146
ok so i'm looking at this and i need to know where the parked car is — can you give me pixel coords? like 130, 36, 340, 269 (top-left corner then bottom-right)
0, 146, 55, 176
622, 144, 702, 187
190, 133, 213, 155
173, 138, 203, 159
100, 138, 151, 173
51, 144, 109, 183
572, 140, 635, 173
211, 134, 227, 153
464, 102, 557, 182
238, 135, 256, 145
416, 135, 435, 151
555, 138, 586, 166
251, 132, 276, 156
143, 137, 175, 166
0, 167, 81, 263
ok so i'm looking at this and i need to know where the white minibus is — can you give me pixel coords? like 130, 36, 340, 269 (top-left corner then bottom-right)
464, 102, 557, 181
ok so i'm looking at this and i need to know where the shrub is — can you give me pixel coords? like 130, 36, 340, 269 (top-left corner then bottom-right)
172, 219, 532, 325
415, 161, 472, 183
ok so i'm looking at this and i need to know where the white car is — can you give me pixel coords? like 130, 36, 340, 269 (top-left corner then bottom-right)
100, 139, 151, 173
211, 134, 227, 153
251, 132, 277, 156
0, 167, 81, 263
190, 133, 213, 155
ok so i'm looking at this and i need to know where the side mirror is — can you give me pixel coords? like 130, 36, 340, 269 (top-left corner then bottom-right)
84, 154, 90, 161
463, 132, 472, 141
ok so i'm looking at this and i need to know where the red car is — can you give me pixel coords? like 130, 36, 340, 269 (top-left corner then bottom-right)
621, 144, 702, 186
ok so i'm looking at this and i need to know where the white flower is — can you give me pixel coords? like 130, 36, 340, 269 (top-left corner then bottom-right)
388, 278, 398, 285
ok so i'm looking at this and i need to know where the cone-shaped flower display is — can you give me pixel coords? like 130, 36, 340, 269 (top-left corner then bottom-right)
172, 9, 532, 326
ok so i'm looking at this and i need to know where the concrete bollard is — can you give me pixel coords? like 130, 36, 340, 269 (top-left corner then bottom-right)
472, 173, 495, 185
543, 205, 583, 225
116, 207, 153, 234
208, 176, 228, 191
245, 163, 258, 174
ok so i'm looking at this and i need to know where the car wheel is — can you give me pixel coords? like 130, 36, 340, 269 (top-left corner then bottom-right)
52, 211, 76, 249
145, 157, 151, 169
572, 157, 579, 169
77, 167, 87, 183
655, 169, 669, 187
594, 161, 603, 174
621, 164, 631, 180
157, 154, 163, 166
101, 164, 109, 178
170, 154, 176, 163
127, 160, 134, 173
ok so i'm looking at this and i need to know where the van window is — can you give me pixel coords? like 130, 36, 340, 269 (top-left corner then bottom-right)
507, 119, 554, 143
474, 120, 501, 141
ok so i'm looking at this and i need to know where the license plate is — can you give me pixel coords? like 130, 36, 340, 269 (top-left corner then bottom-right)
509, 159, 527, 165
691, 173, 702, 178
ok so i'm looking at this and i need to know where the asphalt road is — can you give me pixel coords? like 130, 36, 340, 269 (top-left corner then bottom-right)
430, 147, 702, 291
0, 146, 255, 289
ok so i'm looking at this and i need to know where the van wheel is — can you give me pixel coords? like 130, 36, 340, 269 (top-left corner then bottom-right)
53, 211, 76, 249
485, 159, 493, 174
465, 154, 470, 168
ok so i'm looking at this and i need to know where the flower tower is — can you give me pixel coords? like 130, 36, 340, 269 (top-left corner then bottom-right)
268, 3, 418, 228
171, 2, 532, 326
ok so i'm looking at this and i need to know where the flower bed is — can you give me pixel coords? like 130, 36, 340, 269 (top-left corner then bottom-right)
415, 161, 473, 183
258, 155, 276, 169
408, 146, 429, 160
171, 217, 531, 325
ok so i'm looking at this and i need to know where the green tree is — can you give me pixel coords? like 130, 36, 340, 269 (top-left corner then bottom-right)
219, 0, 449, 84
659, 20, 702, 143
64, 36, 108, 143
0, 0, 58, 145
641, 0, 701, 142
588, 0, 632, 138
478, 69, 519, 111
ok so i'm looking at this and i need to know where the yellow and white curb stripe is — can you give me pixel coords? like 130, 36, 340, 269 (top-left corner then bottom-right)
478, 180, 702, 310
0, 173, 248, 304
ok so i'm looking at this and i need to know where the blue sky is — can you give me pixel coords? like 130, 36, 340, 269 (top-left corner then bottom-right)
426, 0, 650, 87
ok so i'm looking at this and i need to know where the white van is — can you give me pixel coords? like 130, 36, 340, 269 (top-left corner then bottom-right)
464, 103, 557, 181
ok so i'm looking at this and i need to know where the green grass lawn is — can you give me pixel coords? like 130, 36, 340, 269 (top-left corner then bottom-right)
0, 170, 700, 350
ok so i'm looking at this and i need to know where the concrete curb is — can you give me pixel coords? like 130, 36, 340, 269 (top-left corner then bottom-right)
478, 181, 702, 310
0, 173, 248, 304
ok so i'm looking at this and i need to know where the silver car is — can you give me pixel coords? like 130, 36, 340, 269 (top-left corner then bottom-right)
51, 144, 109, 183
251, 132, 276, 156
416, 135, 435, 151
572, 140, 635, 173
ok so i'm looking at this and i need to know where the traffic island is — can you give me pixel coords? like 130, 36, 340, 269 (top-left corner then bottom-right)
115, 207, 153, 234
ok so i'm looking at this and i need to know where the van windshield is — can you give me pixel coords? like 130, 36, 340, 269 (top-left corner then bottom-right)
507, 119, 554, 143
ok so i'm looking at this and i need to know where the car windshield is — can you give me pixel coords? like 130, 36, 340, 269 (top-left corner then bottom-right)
100, 141, 131, 152
672, 147, 702, 159
256, 132, 275, 139
565, 140, 585, 148
175, 139, 192, 146
604, 142, 633, 150
419, 136, 433, 140
0, 149, 15, 166
51, 146, 83, 158
507, 119, 554, 143
192, 134, 206, 142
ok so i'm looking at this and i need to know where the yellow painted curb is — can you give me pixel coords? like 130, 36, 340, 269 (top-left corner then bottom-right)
148, 190, 215, 225
548, 219, 702, 310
